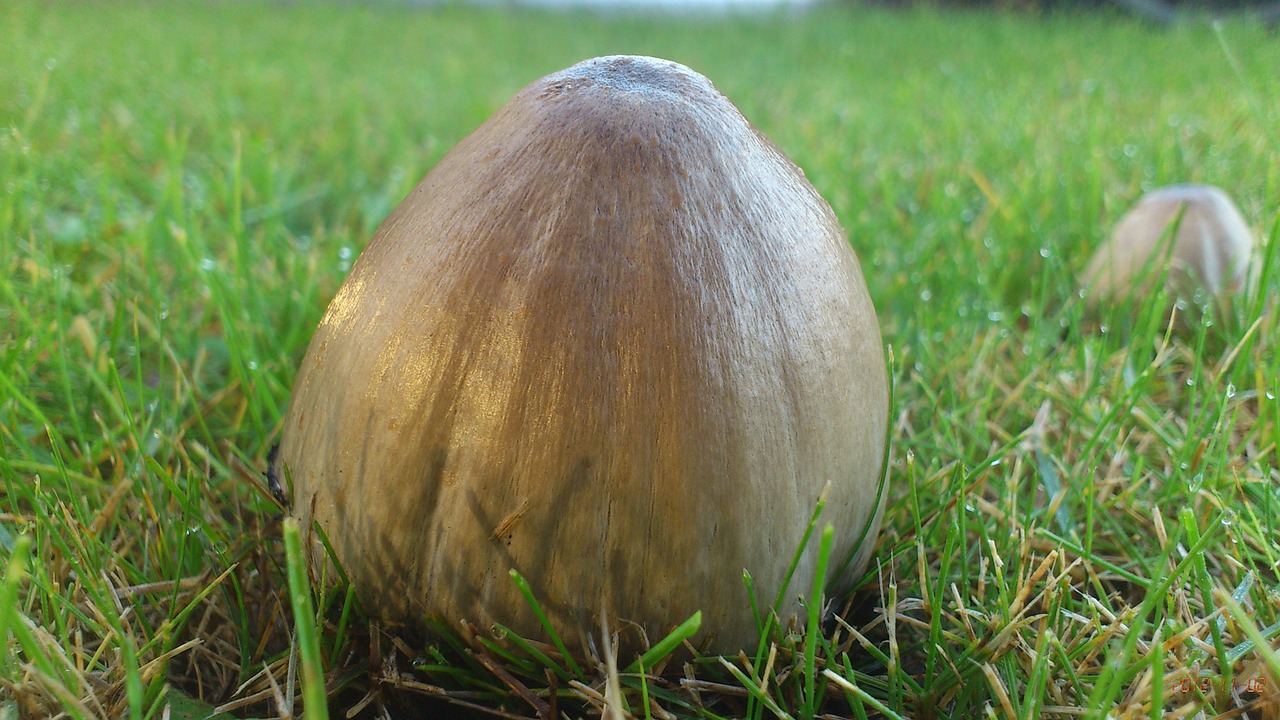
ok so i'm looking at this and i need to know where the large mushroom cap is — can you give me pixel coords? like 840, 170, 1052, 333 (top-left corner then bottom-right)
1081, 183, 1254, 307
280, 55, 889, 656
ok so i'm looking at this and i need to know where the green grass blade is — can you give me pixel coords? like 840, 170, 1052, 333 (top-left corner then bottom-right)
822, 669, 906, 720
1218, 588, 1280, 684
0, 536, 32, 676
283, 518, 329, 720
508, 569, 583, 680
718, 657, 795, 720
624, 611, 701, 676
802, 524, 835, 720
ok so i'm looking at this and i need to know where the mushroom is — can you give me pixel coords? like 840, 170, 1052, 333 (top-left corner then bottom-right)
1081, 184, 1254, 308
278, 55, 889, 656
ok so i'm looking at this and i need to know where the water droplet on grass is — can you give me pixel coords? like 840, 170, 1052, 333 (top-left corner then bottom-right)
199, 257, 216, 271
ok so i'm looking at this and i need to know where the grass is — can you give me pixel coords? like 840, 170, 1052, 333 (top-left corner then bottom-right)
1, 0, 1279, 717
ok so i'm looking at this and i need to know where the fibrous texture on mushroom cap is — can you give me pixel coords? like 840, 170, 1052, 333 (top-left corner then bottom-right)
280, 55, 889, 656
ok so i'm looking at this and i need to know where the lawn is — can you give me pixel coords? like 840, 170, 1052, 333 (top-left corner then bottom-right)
1, 1, 1278, 718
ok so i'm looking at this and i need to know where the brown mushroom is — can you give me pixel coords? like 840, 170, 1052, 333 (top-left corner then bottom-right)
279, 55, 889, 656
1081, 184, 1255, 308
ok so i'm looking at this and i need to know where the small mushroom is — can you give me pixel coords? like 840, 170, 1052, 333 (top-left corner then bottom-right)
1081, 184, 1254, 308
279, 56, 889, 656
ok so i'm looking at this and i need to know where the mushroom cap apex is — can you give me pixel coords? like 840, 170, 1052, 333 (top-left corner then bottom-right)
535, 55, 718, 101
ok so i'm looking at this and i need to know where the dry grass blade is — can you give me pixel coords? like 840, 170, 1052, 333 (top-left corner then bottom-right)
470, 644, 553, 719
978, 663, 1016, 720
